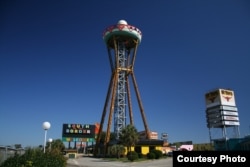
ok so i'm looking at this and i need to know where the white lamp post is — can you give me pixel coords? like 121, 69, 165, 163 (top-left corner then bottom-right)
42, 121, 51, 153
48, 138, 53, 151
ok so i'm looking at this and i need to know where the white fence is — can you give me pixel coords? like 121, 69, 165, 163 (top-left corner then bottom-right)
0, 146, 25, 164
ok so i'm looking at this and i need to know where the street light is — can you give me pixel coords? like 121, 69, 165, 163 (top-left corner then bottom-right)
42, 121, 51, 153
48, 138, 53, 151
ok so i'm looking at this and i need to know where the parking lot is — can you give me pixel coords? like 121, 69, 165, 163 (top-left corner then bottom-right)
67, 156, 173, 167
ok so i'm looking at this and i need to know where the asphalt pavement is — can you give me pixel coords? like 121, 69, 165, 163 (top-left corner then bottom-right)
67, 156, 173, 167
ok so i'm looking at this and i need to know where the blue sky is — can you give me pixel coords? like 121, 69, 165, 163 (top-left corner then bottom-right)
1, 0, 250, 147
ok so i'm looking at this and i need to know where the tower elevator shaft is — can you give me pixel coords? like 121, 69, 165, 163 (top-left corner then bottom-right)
114, 41, 127, 140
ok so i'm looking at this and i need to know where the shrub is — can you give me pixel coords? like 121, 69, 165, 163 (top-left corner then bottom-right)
127, 151, 138, 161
150, 149, 163, 159
147, 152, 155, 159
0, 154, 21, 167
138, 153, 145, 159
0, 148, 67, 167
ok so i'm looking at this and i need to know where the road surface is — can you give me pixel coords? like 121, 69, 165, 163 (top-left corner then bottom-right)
67, 156, 173, 167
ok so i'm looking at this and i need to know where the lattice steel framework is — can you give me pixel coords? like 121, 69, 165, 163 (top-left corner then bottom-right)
114, 41, 127, 140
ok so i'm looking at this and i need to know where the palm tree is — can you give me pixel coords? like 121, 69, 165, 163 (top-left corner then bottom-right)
46, 139, 65, 153
99, 131, 116, 144
110, 144, 125, 158
96, 131, 117, 155
119, 124, 139, 153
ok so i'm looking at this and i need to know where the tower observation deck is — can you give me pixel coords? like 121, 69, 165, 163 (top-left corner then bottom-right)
95, 20, 150, 154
